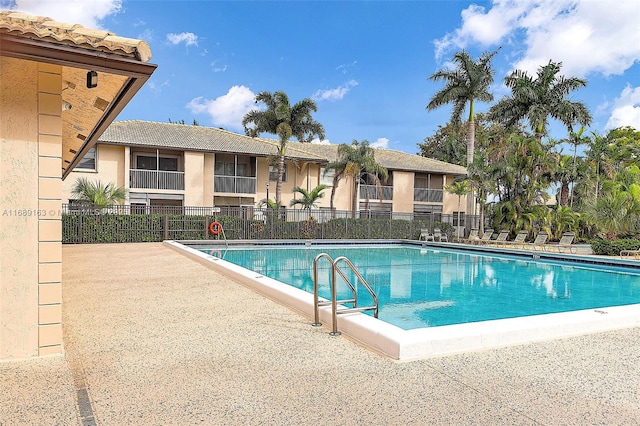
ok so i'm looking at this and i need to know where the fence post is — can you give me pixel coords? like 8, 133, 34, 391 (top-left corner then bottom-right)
164, 214, 169, 240
205, 216, 210, 240
78, 214, 83, 244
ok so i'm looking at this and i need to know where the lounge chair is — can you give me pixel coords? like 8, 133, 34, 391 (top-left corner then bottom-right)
484, 230, 510, 246
620, 249, 640, 260
503, 230, 529, 249
433, 228, 448, 242
473, 229, 494, 245
545, 232, 576, 253
462, 228, 479, 243
419, 228, 434, 241
522, 231, 548, 251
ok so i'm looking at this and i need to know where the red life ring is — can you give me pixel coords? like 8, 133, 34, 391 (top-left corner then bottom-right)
209, 221, 222, 235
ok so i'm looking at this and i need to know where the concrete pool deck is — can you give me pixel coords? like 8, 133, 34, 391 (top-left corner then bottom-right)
2, 242, 640, 424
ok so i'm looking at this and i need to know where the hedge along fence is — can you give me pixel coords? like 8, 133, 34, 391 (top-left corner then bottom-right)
62, 213, 456, 244
589, 239, 640, 256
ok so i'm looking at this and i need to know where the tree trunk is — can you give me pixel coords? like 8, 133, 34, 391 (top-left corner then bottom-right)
465, 120, 476, 237
559, 182, 569, 207
275, 154, 284, 205
351, 176, 358, 218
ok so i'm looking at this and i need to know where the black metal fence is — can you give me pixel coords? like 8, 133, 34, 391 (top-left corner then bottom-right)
62, 204, 477, 244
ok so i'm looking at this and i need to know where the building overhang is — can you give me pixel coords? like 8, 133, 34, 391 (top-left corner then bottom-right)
0, 29, 156, 179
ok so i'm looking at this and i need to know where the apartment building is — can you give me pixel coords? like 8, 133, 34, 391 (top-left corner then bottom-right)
62, 120, 468, 219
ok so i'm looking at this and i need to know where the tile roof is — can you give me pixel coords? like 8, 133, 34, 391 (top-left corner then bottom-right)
101, 120, 467, 175
100, 121, 327, 162
287, 141, 468, 175
0, 10, 152, 62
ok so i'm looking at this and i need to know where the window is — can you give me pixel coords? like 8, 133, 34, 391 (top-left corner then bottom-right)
320, 167, 335, 186
135, 155, 178, 171
215, 162, 236, 176
76, 147, 96, 170
453, 212, 465, 226
269, 165, 287, 182
215, 162, 248, 177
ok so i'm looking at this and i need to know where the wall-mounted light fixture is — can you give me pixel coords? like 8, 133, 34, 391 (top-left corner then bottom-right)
86, 71, 98, 89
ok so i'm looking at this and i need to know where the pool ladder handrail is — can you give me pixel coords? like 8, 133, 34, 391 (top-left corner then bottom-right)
312, 253, 379, 336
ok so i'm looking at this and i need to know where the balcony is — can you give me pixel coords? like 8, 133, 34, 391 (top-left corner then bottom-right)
359, 184, 393, 200
214, 175, 257, 194
130, 169, 185, 190
413, 188, 443, 203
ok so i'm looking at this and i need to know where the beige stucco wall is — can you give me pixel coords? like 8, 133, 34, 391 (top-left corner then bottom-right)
1, 58, 63, 359
441, 174, 468, 214
61, 144, 126, 203
391, 171, 414, 213
184, 151, 205, 206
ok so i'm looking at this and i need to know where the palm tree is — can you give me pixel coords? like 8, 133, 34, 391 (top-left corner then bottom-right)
565, 126, 589, 207
444, 179, 470, 239
427, 49, 498, 227
71, 177, 126, 209
289, 184, 330, 210
242, 91, 325, 205
325, 140, 388, 218
488, 61, 592, 141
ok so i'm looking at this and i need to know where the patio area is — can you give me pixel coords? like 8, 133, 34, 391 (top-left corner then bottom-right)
2, 242, 639, 425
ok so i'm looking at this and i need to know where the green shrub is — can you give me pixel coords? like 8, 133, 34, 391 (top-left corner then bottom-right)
590, 239, 640, 256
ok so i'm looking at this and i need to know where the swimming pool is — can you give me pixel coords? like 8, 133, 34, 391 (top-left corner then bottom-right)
197, 244, 640, 330
167, 240, 640, 360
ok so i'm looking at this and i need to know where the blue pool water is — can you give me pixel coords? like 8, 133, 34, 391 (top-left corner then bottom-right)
199, 244, 640, 330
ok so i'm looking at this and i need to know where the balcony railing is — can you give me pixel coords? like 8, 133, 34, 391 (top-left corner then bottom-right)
359, 184, 393, 200
413, 188, 443, 203
130, 169, 185, 190
214, 175, 257, 194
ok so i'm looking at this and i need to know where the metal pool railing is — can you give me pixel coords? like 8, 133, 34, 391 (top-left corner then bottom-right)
312, 253, 379, 336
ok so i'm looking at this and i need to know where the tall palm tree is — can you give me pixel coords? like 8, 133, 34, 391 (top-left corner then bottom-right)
242, 91, 325, 204
427, 49, 498, 227
488, 60, 592, 141
289, 184, 330, 210
71, 177, 126, 209
325, 140, 388, 218
444, 179, 470, 239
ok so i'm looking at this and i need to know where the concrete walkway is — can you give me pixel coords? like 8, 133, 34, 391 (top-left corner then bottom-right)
2, 242, 640, 425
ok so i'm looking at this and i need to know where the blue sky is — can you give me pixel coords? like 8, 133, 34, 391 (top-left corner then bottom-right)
6, 0, 640, 155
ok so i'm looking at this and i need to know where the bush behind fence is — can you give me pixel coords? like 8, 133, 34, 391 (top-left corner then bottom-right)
62, 207, 461, 244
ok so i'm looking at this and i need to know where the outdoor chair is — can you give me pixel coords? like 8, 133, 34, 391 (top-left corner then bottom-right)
503, 230, 529, 249
473, 229, 494, 245
545, 232, 576, 253
521, 231, 548, 251
433, 228, 448, 242
620, 249, 640, 260
484, 230, 510, 246
462, 228, 479, 243
419, 228, 434, 241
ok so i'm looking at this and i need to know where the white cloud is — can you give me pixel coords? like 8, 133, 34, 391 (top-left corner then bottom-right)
146, 79, 169, 94
370, 138, 389, 149
186, 85, 256, 130
435, 0, 640, 78
211, 61, 227, 73
311, 137, 331, 145
313, 80, 359, 102
336, 61, 357, 75
605, 85, 640, 130
9, 0, 122, 29
167, 32, 199, 47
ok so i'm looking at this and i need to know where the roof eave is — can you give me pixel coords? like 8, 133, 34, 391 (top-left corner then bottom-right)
0, 34, 157, 179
